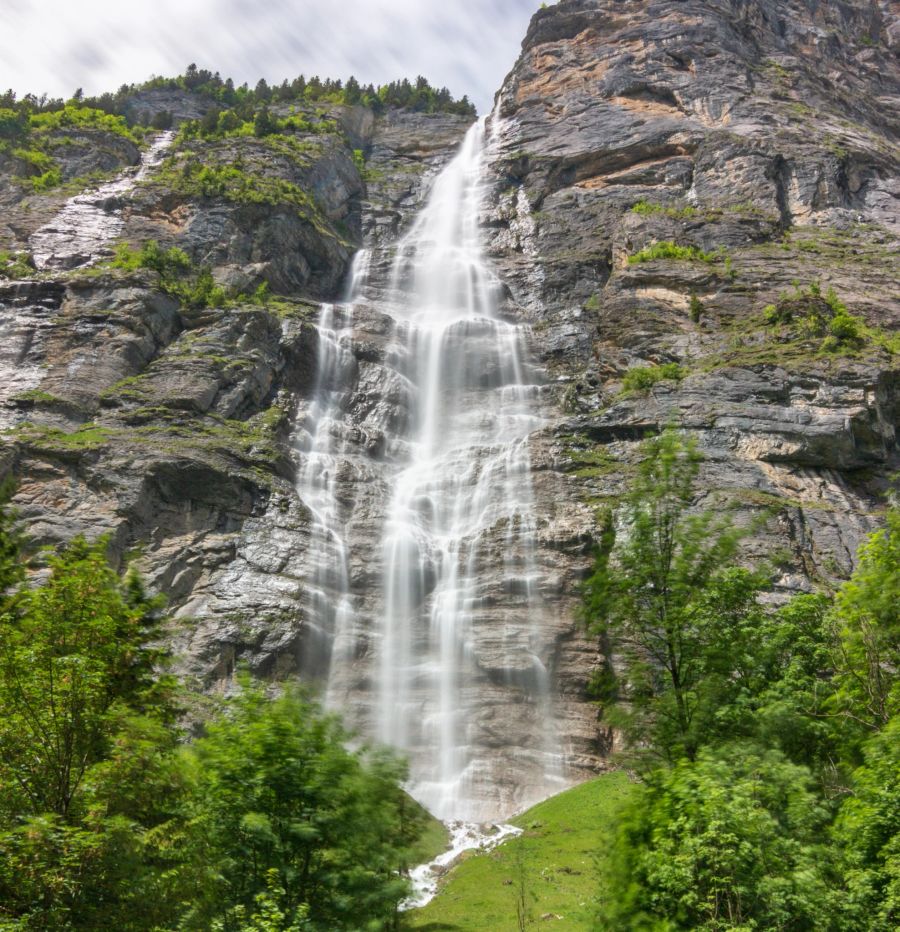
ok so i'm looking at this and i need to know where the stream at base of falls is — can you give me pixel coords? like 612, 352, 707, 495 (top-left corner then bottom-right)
404, 820, 523, 910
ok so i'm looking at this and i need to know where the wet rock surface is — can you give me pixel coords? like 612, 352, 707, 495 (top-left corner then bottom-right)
0, 0, 897, 816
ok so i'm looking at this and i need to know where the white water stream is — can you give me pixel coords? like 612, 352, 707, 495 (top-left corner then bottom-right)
294, 250, 371, 688
297, 115, 561, 831
30, 130, 174, 270
376, 119, 553, 819
1, 133, 174, 430
404, 821, 522, 910
298, 114, 564, 852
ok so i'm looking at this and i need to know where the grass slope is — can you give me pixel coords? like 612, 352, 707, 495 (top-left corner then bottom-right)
404, 772, 635, 930
410, 798, 452, 865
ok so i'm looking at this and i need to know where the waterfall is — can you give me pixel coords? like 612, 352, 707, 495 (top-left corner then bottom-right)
298, 119, 561, 822
295, 249, 370, 689
30, 130, 174, 271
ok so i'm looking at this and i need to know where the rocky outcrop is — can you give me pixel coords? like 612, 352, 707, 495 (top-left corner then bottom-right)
477, 0, 898, 777
0, 98, 470, 714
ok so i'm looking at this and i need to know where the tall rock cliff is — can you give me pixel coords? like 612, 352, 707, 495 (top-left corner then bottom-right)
475, 0, 898, 787
0, 0, 897, 816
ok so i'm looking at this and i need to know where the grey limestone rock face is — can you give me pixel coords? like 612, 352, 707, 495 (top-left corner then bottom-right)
474, 0, 899, 782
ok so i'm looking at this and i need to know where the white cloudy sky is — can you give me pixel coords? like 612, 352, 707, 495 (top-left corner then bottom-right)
1, 0, 541, 113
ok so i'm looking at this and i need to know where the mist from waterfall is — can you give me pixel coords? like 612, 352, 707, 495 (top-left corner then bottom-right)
298, 118, 560, 822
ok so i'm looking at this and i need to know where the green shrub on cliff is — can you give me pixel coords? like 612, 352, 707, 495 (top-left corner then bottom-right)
29, 105, 138, 143
111, 241, 227, 309
621, 362, 686, 392
627, 240, 718, 264
763, 282, 868, 353
630, 199, 698, 219
112, 240, 191, 276
0, 107, 28, 140
0, 250, 34, 279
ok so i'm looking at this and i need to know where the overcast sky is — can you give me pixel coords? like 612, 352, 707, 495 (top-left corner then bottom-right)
1, 0, 541, 114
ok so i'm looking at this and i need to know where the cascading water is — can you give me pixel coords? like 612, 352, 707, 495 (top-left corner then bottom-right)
297, 117, 563, 825
30, 130, 174, 271
377, 118, 556, 820
294, 250, 370, 689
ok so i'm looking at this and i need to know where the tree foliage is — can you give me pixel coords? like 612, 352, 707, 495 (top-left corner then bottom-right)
830, 508, 899, 747
185, 681, 419, 931
0, 64, 475, 134
584, 429, 744, 762
0, 491, 422, 930
600, 745, 839, 931
584, 430, 899, 930
0, 529, 190, 930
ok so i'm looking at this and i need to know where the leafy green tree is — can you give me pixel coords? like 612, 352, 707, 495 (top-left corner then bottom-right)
751, 593, 840, 780
826, 508, 899, 929
0, 537, 175, 820
0, 532, 197, 930
211, 870, 311, 932
833, 715, 900, 931
599, 743, 840, 931
187, 682, 418, 931
0, 495, 429, 929
0, 481, 24, 598
254, 105, 276, 137
216, 108, 242, 134
200, 106, 221, 135
150, 109, 173, 130
583, 430, 745, 762
585, 431, 899, 929
830, 508, 899, 752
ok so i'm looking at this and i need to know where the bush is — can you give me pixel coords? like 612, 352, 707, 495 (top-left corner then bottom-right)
0, 490, 429, 929
599, 744, 839, 931
829, 311, 863, 343
764, 301, 786, 323
111, 241, 226, 309
112, 240, 191, 276
29, 166, 63, 191
689, 292, 703, 322
764, 283, 866, 351
627, 240, 718, 264
188, 682, 419, 929
0, 250, 35, 279
150, 110, 173, 130
630, 199, 698, 219
622, 362, 686, 392
29, 105, 138, 142
0, 107, 27, 139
